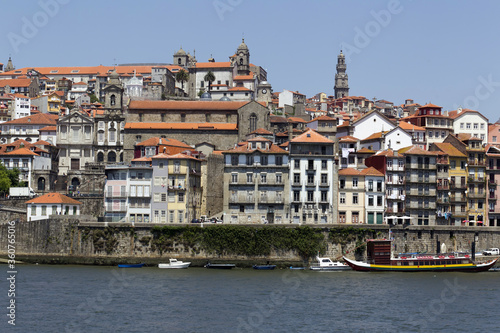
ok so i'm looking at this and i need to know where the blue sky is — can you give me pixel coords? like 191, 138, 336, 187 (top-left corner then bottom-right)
2, 0, 500, 122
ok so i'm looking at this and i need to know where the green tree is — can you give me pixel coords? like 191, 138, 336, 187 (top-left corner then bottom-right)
197, 88, 205, 98
175, 69, 189, 91
89, 94, 101, 103
204, 71, 215, 92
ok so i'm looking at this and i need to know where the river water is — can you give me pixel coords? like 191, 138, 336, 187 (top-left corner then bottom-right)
5, 264, 500, 332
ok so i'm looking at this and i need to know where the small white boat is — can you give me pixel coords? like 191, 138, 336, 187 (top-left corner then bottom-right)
158, 259, 191, 269
310, 256, 351, 271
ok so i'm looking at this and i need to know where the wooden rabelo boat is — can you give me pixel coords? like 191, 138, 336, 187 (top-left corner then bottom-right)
343, 239, 497, 272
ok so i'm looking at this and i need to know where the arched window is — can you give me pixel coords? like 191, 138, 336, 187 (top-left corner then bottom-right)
249, 113, 257, 133
97, 152, 104, 162
108, 151, 116, 163
71, 177, 80, 188
110, 94, 116, 106
37, 177, 45, 191
178, 58, 181, 65
239, 58, 243, 65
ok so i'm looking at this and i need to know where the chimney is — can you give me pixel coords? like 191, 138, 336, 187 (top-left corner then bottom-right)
288, 122, 293, 142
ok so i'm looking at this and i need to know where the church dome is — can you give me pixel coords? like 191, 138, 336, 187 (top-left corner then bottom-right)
219, 96, 231, 101
109, 69, 119, 80
175, 47, 187, 55
237, 38, 249, 51
200, 92, 212, 101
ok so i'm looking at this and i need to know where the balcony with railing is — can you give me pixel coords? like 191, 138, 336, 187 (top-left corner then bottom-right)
318, 180, 330, 187
436, 157, 449, 164
305, 180, 317, 187
450, 182, 467, 190
468, 176, 485, 183
407, 202, 436, 209
386, 207, 405, 213
106, 191, 128, 198
229, 196, 254, 204
488, 194, 497, 201
450, 195, 467, 202
437, 184, 450, 190
468, 159, 486, 166
468, 191, 486, 199
436, 197, 450, 204
292, 179, 302, 186
488, 179, 497, 187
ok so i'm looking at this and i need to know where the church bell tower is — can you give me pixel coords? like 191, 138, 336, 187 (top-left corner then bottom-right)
334, 50, 349, 99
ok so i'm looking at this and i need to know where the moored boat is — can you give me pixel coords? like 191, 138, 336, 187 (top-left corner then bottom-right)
158, 259, 191, 269
310, 256, 351, 271
253, 264, 277, 270
118, 263, 145, 268
289, 266, 305, 270
343, 239, 498, 272
204, 263, 236, 269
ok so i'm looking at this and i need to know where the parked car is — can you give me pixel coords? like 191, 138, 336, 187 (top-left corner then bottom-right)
191, 218, 201, 223
483, 248, 500, 256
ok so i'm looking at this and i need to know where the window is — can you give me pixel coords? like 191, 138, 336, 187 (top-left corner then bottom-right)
231, 155, 238, 166
31, 205, 36, 215
321, 160, 327, 169
276, 156, 283, 165
340, 193, 346, 204
473, 123, 478, 129
161, 193, 167, 202
352, 193, 358, 204
261, 156, 268, 166
41, 206, 47, 215
260, 173, 267, 184
368, 195, 374, 206
294, 160, 300, 169
169, 210, 174, 223
377, 196, 383, 206
294, 173, 300, 184
481, 123, 485, 130
466, 123, 471, 129
494, 136, 497, 142
368, 180, 374, 191
168, 192, 175, 202
247, 173, 253, 183
249, 114, 257, 133
293, 191, 300, 202
321, 191, 327, 202
178, 192, 184, 202
307, 191, 314, 202
460, 123, 464, 129
352, 178, 358, 188
246, 155, 253, 165
276, 173, 282, 183
231, 173, 238, 183
339, 178, 345, 189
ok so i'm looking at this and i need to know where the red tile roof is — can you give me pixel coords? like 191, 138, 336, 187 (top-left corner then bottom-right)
339, 135, 359, 143
152, 152, 200, 161
1, 113, 58, 125
124, 122, 237, 131
338, 168, 361, 176
0, 78, 32, 87
194, 62, 232, 69
287, 117, 306, 123
360, 166, 384, 176
398, 145, 439, 155
25, 193, 82, 205
128, 100, 249, 111
2, 147, 39, 156
233, 74, 254, 80
431, 142, 466, 157
38, 126, 57, 132
398, 121, 425, 131
419, 103, 442, 109
227, 86, 251, 91
290, 129, 333, 144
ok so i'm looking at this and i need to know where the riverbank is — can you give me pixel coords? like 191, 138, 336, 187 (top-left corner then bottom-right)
1, 217, 500, 266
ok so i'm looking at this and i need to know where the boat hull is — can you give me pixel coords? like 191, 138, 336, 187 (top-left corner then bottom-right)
205, 263, 236, 269
310, 266, 351, 271
343, 257, 498, 272
158, 262, 190, 269
118, 263, 145, 268
253, 265, 276, 270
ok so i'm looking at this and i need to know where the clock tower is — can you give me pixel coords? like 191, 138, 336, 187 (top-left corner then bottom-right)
334, 50, 349, 99
256, 81, 272, 105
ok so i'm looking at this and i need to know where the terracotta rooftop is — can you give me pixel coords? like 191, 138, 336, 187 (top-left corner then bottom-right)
25, 193, 82, 205
0, 78, 32, 87
398, 145, 439, 156
128, 100, 250, 111
419, 103, 442, 109
2, 147, 39, 156
124, 122, 237, 131
290, 129, 333, 144
339, 135, 359, 143
431, 142, 466, 157
398, 121, 425, 131
1, 113, 58, 126
249, 128, 273, 135
338, 168, 361, 176
360, 166, 384, 176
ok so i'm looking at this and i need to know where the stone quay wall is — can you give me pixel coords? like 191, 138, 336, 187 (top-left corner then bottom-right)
1, 218, 499, 267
